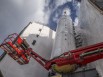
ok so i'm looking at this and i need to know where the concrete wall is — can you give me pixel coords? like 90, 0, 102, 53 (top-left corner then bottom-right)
79, 0, 103, 77
0, 22, 55, 77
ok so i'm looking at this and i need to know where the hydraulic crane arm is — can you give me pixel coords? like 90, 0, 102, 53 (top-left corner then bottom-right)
1, 33, 103, 73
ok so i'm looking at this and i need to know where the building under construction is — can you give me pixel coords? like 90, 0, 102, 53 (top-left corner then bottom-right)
0, 0, 103, 77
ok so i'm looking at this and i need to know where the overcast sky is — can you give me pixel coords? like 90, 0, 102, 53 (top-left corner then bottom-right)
0, 0, 79, 55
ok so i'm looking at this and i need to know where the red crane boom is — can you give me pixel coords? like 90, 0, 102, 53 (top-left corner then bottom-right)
1, 33, 103, 73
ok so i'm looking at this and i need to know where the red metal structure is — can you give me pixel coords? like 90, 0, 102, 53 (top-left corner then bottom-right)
1, 33, 103, 73
0, 33, 31, 64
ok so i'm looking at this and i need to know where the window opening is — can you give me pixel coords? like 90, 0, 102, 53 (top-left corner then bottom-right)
36, 34, 39, 37
39, 29, 42, 32
32, 40, 36, 45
